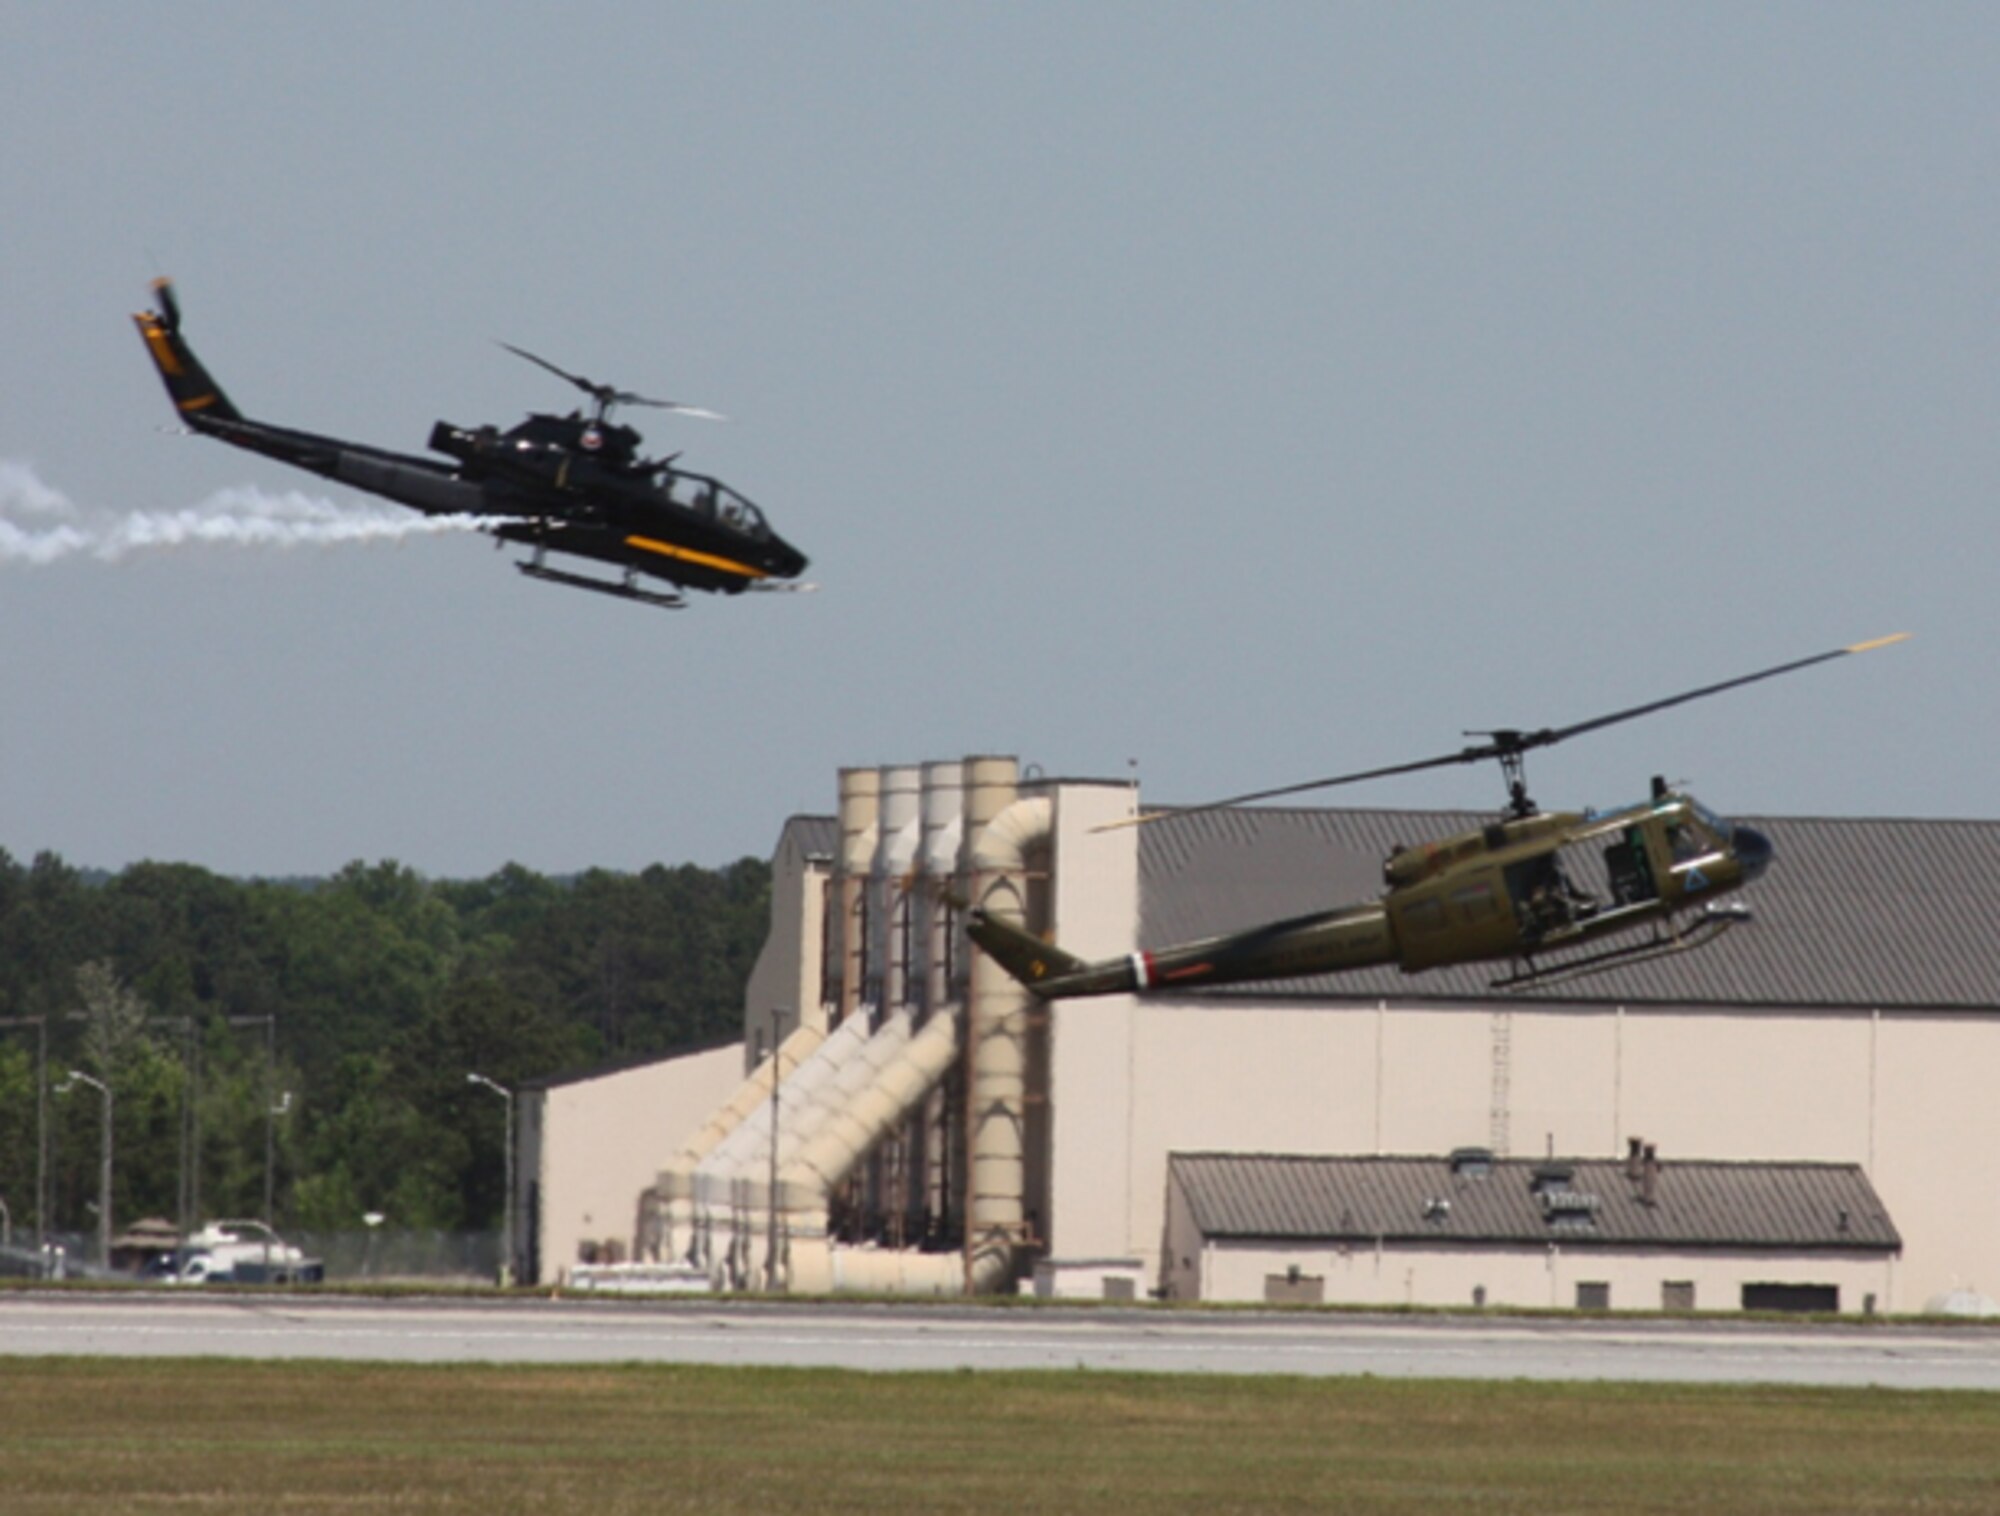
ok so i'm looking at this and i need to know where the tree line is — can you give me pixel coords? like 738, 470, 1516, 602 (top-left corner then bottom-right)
0, 849, 768, 1244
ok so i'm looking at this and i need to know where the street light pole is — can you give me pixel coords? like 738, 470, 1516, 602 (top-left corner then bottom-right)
760, 1008, 791, 1293
263, 1017, 276, 1226
227, 1014, 279, 1233
467, 1073, 515, 1286
56, 1070, 111, 1269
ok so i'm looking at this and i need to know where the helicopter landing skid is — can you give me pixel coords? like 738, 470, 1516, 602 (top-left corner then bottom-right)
515, 558, 686, 610
1492, 904, 1751, 993
745, 580, 818, 594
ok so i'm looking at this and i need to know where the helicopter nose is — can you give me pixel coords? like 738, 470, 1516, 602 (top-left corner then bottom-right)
1734, 823, 1774, 882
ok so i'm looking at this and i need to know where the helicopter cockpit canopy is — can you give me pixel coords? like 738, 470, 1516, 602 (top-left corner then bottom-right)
1650, 792, 1773, 884
661, 469, 772, 542
1653, 793, 1733, 859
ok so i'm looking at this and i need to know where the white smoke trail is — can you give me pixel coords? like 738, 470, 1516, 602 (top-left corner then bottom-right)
0, 460, 494, 566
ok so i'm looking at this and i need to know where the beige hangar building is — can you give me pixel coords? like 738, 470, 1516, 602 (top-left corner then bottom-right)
518, 756, 2000, 1314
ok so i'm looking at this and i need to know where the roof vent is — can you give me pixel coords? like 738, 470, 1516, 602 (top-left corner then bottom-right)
1449, 1146, 1495, 1179
1539, 1186, 1601, 1230
1530, 1162, 1575, 1195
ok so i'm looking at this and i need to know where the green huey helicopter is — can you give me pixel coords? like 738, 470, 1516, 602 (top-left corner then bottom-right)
968, 635, 1908, 997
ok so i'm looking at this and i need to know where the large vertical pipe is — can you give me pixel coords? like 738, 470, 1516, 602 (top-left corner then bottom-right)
916, 761, 964, 1018
872, 765, 922, 1014
868, 765, 923, 1246
834, 768, 880, 1029
916, 761, 965, 1239
960, 756, 1043, 1293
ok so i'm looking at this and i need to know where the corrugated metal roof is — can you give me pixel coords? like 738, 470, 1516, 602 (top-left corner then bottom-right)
776, 814, 840, 865
1140, 807, 2000, 1009
1169, 1152, 1901, 1252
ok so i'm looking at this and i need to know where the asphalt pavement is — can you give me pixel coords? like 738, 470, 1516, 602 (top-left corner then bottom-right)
6, 1293, 2000, 1389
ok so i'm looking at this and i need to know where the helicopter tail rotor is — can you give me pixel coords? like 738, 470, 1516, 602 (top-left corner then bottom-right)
133, 279, 243, 427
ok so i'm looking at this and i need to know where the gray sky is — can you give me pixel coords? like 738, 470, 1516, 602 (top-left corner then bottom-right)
2, 4, 1991, 879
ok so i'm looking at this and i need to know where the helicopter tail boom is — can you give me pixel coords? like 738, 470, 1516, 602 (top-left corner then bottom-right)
969, 899, 1399, 1000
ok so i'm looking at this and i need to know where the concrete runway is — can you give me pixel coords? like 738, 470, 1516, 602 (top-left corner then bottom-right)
6, 1293, 2000, 1389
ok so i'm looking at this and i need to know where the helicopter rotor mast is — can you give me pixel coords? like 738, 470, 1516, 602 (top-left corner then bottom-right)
1098, 634, 1911, 832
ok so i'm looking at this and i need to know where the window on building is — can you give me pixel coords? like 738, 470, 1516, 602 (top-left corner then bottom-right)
1102, 1276, 1136, 1302
818, 877, 839, 1008
1575, 1281, 1610, 1311
937, 896, 958, 994
1662, 1280, 1695, 1312
892, 890, 914, 1003
1742, 1282, 1839, 1313
1265, 1270, 1325, 1306
854, 892, 873, 1002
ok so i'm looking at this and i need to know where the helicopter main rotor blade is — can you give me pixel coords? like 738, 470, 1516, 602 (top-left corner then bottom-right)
1538, 632, 1910, 748
499, 343, 726, 419
616, 394, 728, 421
499, 341, 601, 398
1095, 632, 1909, 833
1094, 749, 1489, 831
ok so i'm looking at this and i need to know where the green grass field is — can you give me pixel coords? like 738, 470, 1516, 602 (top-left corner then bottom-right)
4, 1359, 1999, 1514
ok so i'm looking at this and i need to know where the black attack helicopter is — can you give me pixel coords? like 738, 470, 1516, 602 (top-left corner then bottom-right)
133, 280, 809, 609
969, 635, 1908, 996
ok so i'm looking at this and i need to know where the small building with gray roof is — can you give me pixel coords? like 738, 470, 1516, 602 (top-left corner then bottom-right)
1165, 1151, 1901, 1310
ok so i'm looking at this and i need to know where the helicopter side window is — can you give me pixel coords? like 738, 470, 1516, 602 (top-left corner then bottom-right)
1604, 827, 1655, 905
666, 475, 718, 517
1691, 801, 1736, 845
714, 488, 771, 541
1451, 882, 1498, 924
1667, 819, 1716, 863
1507, 842, 1608, 940
1401, 898, 1446, 936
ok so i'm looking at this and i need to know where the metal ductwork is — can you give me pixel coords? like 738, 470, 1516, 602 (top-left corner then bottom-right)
690, 1013, 880, 1285
651, 1019, 826, 1262
650, 754, 1052, 1296
777, 1008, 964, 1293
960, 756, 1052, 1294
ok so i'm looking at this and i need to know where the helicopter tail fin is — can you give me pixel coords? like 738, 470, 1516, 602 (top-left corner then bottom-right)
966, 908, 1091, 995
133, 279, 242, 427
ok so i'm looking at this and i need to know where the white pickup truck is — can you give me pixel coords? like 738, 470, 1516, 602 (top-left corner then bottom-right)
172, 1220, 324, 1285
